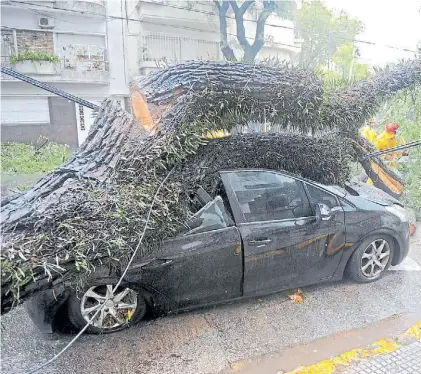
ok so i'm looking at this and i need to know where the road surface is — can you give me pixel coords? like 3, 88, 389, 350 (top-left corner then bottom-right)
2, 225, 421, 374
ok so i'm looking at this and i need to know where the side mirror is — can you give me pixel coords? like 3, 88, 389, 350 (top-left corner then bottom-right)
315, 203, 331, 222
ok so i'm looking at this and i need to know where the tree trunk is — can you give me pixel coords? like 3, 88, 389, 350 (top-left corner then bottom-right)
214, 1, 237, 61
129, 60, 324, 133
1, 59, 421, 314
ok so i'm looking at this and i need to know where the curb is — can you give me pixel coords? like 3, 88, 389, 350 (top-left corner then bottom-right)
285, 321, 421, 374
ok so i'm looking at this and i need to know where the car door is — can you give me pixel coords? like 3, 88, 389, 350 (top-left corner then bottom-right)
221, 170, 346, 297
137, 197, 243, 308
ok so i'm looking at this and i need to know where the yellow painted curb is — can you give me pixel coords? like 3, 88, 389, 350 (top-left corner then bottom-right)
402, 320, 421, 340
286, 320, 421, 374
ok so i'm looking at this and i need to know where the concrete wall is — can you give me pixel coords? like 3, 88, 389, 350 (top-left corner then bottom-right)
1, 97, 79, 148
0, 6, 106, 34
105, 0, 130, 98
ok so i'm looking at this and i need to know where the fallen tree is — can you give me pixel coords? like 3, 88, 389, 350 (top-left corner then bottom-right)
1, 59, 420, 313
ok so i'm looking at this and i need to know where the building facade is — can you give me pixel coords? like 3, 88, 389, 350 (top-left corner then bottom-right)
125, 0, 301, 77
1, 0, 130, 147
1, 0, 301, 147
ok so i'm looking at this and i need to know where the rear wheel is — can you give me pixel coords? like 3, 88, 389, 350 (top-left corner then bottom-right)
346, 236, 394, 283
68, 281, 147, 334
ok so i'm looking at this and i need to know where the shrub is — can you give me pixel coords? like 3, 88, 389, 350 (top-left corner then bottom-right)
1, 140, 71, 174
9, 51, 60, 64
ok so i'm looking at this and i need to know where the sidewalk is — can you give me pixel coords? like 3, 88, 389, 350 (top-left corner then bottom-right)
287, 321, 421, 374
338, 340, 421, 374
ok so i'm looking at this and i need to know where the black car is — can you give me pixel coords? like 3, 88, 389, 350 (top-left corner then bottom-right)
26, 169, 410, 334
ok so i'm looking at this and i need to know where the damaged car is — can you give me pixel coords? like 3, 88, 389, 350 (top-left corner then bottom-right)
26, 169, 410, 334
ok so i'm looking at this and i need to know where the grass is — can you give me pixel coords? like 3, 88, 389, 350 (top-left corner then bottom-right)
1, 140, 71, 174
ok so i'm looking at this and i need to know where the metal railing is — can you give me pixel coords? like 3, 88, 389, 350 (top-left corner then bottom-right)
1, 57, 109, 81
139, 32, 221, 63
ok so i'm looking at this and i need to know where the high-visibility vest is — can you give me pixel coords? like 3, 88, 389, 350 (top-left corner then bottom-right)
360, 126, 377, 144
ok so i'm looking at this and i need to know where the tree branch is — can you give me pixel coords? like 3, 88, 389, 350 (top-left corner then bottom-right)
242, 1, 273, 62
214, 1, 237, 61
229, 1, 253, 52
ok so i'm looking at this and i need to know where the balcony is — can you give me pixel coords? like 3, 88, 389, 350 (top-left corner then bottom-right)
1, 45, 109, 83
55, 0, 106, 16
136, 1, 217, 30
6, 0, 106, 16
139, 32, 221, 74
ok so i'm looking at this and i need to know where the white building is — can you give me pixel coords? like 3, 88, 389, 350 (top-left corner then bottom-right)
125, 0, 301, 77
1, 0, 130, 147
1, 0, 301, 147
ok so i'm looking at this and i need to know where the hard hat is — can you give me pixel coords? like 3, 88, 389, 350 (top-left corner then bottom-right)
385, 122, 399, 133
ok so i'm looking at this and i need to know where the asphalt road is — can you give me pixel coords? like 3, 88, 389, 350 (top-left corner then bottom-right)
2, 225, 421, 374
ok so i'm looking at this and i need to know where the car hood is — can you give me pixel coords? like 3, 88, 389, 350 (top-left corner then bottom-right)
344, 182, 403, 207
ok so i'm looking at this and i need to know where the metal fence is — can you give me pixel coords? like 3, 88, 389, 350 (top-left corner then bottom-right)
139, 32, 221, 63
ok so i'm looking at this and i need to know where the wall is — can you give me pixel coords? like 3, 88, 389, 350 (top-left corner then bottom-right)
105, 0, 130, 98
1, 97, 79, 148
0, 6, 106, 34
16, 30, 54, 53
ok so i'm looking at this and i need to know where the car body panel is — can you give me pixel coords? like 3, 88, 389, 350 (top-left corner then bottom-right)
134, 226, 243, 309
338, 194, 410, 267
220, 170, 347, 296
237, 217, 346, 297
25, 286, 67, 333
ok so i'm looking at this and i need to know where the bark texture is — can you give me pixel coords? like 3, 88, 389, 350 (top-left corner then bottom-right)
130, 61, 324, 133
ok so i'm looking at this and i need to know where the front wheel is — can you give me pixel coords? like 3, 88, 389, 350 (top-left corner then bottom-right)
68, 282, 147, 334
346, 236, 394, 283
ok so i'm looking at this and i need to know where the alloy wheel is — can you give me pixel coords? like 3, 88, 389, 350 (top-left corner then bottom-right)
360, 239, 391, 278
80, 285, 138, 329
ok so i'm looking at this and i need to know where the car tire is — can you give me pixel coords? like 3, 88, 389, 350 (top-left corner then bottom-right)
346, 235, 394, 283
67, 279, 147, 334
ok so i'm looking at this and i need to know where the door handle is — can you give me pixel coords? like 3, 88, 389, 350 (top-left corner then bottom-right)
141, 259, 173, 269
248, 239, 272, 246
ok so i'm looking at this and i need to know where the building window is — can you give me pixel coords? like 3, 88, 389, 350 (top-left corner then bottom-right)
1, 31, 15, 66
1, 97, 50, 124
78, 105, 85, 131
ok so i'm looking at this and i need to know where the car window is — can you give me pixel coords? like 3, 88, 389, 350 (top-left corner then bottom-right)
305, 184, 340, 209
183, 196, 232, 236
227, 171, 312, 222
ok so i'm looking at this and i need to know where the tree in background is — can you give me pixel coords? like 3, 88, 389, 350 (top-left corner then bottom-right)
296, 0, 363, 69
320, 42, 369, 85
214, 1, 295, 63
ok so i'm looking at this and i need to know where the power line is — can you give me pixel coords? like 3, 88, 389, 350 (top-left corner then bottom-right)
6, 1, 299, 50
6, 0, 418, 53
363, 140, 421, 159
146, 2, 419, 53
1, 66, 100, 109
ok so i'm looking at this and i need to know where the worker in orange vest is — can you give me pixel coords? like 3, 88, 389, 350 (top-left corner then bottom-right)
375, 122, 406, 168
365, 122, 404, 186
